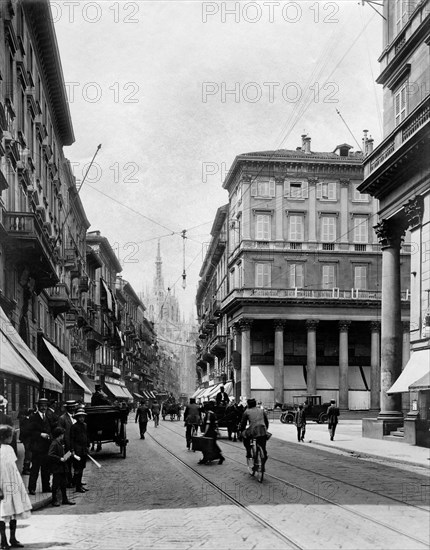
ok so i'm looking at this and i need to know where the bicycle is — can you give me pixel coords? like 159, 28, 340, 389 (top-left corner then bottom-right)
246, 436, 266, 483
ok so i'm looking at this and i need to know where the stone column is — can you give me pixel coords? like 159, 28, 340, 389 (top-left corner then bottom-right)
231, 323, 240, 401
402, 321, 410, 369
374, 219, 406, 420
239, 319, 253, 400
338, 320, 351, 410
370, 321, 381, 411
273, 320, 285, 405
306, 319, 319, 394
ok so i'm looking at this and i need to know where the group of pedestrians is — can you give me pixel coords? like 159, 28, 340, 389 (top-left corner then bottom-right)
294, 399, 340, 442
0, 396, 93, 548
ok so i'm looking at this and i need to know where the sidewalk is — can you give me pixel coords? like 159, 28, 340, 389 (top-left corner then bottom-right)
268, 418, 430, 469
16, 444, 53, 511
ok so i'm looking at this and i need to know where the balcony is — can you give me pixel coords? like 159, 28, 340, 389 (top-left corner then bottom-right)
103, 364, 121, 378
209, 334, 228, 358
48, 283, 72, 316
222, 287, 410, 310
71, 348, 93, 372
360, 96, 429, 197
5, 211, 59, 289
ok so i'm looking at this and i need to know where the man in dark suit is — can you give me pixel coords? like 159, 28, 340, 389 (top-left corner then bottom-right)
46, 399, 60, 430
28, 397, 52, 495
327, 400, 340, 441
58, 400, 76, 487
215, 386, 230, 406
135, 401, 151, 439
91, 385, 111, 406
70, 408, 90, 493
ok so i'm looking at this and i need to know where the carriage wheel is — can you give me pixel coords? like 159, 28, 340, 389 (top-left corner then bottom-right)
120, 427, 127, 458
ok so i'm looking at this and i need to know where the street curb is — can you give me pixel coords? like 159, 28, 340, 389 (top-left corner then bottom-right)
308, 440, 430, 469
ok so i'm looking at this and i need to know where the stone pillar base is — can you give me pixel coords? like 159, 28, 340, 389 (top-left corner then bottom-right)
362, 417, 404, 439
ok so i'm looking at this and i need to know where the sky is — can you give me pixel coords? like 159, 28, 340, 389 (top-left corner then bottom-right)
51, 0, 384, 319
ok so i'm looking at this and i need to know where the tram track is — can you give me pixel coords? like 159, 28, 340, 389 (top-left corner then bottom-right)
147, 430, 304, 550
155, 422, 429, 549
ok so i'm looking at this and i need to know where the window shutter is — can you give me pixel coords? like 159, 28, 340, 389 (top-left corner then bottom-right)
302, 181, 308, 198
316, 182, 322, 199
251, 181, 257, 196
269, 178, 275, 197
328, 182, 336, 200
284, 182, 290, 197
263, 264, 271, 287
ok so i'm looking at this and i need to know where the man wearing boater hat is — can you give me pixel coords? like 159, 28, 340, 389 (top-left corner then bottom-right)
70, 408, 90, 493
58, 400, 77, 487
28, 397, 52, 495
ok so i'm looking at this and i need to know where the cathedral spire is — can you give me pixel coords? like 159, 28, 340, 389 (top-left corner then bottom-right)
153, 240, 164, 293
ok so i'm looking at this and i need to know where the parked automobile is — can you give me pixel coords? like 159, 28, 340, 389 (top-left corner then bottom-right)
280, 395, 331, 424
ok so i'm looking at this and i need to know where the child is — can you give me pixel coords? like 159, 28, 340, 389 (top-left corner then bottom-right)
0, 424, 32, 549
48, 427, 75, 507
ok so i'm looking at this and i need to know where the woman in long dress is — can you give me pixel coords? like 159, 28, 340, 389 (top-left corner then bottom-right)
0, 424, 32, 548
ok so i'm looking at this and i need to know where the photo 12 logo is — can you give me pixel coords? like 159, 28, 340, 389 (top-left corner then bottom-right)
49, 2, 140, 24
202, 81, 339, 104
201, 1, 340, 24
65, 82, 140, 104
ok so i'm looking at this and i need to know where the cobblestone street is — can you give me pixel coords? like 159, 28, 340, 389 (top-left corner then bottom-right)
17, 422, 430, 550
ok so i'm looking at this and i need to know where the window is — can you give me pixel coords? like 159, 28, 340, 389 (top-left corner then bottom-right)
255, 263, 271, 288
289, 215, 304, 241
288, 264, 304, 288
394, 81, 407, 126
284, 181, 308, 199
354, 266, 367, 290
321, 216, 336, 242
229, 268, 235, 290
353, 183, 369, 202
251, 178, 275, 198
395, 0, 409, 34
255, 214, 271, 240
353, 216, 368, 243
322, 265, 336, 289
317, 182, 337, 201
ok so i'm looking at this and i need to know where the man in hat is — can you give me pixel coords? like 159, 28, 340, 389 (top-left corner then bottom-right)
28, 397, 52, 495
327, 400, 340, 441
135, 400, 151, 439
215, 386, 230, 406
91, 385, 111, 406
58, 401, 76, 487
70, 408, 90, 493
294, 403, 307, 442
239, 398, 269, 461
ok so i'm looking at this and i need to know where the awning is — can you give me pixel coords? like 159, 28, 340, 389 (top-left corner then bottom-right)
79, 374, 96, 395
121, 387, 133, 400
409, 371, 430, 390
147, 391, 156, 399
141, 390, 151, 399
387, 349, 430, 394
43, 338, 91, 397
133, 392, 144, 399
224, 381, 233, 396
207, 383, 222, 399
101, 279, 113, 311
0, 307, 62, 392
0, 335, 40, 385
104, 382, 126, 399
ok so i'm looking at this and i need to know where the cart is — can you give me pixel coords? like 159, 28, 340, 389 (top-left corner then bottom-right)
85, 405, 129, 458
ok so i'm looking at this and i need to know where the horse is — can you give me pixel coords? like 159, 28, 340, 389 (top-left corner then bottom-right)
213, 403, 242, 441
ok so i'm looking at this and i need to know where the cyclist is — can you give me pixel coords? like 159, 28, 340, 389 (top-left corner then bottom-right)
183, 398, 202, 450
151, 400, 160, 428
239, 398, 269, 461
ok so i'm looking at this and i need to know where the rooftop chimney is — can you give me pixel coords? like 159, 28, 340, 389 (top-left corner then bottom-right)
362, 129, 368, 156
302, 134, 311, 153
366, 136, 374, 155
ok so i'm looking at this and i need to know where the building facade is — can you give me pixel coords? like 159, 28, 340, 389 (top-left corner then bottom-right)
196, 135, 411, 410
359, 0, 429, 445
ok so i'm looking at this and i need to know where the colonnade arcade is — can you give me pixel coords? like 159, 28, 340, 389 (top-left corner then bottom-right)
231, 317, 411, 410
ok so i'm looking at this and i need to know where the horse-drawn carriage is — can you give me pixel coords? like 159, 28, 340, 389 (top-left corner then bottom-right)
162, 402, 181, 421
212, 402, 242, 440
85, 405, 129, 458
